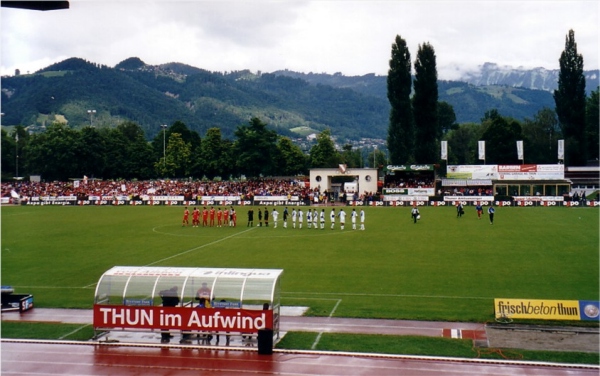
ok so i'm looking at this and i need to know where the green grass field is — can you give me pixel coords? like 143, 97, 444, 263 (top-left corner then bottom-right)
1, 205, 598, 323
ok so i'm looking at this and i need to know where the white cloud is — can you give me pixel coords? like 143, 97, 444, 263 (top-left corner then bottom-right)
1, 0, 598, 79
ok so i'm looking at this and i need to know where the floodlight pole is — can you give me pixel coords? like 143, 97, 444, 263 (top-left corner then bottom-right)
15, 132, 19, 177
373, 145, 377, 168
87, 109, 96, 127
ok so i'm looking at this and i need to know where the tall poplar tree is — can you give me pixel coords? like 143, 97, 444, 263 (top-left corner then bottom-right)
413, 42, 439, 163
554, 29, 586, 166
585, 88, 599, 161
387, 35, 413, 164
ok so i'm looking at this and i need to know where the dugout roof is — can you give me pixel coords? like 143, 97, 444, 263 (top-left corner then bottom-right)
94, 266, 283, 311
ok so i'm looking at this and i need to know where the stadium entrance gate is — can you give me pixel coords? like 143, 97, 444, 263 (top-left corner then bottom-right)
309, 167, 378, 201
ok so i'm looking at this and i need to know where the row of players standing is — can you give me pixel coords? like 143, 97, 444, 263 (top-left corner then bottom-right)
247, 207, 365, 230
183, 206, 238, 227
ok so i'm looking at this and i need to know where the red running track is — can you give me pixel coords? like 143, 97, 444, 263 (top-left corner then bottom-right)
2, 340, 598, 376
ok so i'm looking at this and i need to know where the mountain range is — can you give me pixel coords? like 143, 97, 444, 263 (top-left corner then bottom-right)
1, 57, 597, 142
459, 62, 598, 93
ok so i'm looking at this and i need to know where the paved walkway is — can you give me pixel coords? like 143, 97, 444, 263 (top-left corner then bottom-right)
2, 308, 598, 353
1, 308, 487, 342
2, 308, 598, 375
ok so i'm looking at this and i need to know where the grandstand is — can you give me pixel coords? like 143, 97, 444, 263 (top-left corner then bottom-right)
566, 166, 600, 197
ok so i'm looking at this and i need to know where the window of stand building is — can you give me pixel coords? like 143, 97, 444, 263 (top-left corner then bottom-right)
557, 185, 570, 196
496, 185, 508, 196
509, 185, 520, 196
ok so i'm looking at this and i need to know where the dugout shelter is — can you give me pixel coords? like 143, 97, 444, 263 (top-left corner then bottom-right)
93, 266, 283, 343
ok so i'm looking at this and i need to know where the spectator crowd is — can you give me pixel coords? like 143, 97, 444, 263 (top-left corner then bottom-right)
1, 178, 379, 203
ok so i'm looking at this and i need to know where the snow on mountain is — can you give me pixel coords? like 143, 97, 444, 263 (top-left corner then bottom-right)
458, 62, 599, 94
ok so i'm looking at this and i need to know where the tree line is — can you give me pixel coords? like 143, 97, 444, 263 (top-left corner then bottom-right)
2, 90, 596, 182
386, 30, 599, 167
1, 117, 386, 181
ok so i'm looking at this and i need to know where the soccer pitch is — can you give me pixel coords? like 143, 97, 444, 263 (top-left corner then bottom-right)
1, 205, 598, 323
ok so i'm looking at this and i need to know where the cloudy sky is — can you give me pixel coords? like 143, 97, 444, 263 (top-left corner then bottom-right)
1, 0, 598, 80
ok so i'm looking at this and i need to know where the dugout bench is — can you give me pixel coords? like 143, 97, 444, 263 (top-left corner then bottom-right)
93, 266, 282, 354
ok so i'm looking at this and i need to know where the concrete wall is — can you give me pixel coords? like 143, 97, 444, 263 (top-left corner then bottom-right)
309, 168, 378, 195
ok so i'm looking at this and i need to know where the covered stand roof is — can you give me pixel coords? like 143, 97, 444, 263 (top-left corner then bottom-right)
1, 1, 69, 11
441, 179, 492, 187
94, 266, 283, 308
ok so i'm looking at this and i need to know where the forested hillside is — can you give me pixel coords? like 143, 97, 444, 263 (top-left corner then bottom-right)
272, 70, 556, 124
1, 58, 387, 140
0, 57, 567, 141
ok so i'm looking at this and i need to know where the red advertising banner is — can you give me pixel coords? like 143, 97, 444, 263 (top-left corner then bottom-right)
93, 304, 273, 334
498, 164, 538, 172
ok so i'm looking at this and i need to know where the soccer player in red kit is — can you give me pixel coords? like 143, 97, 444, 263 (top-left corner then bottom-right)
209, 206, 216, 227
223, 208, 229, 227
202, 207, 209, 227
217, 208, 223, 227
182, 207, 190, 227
192, 207, 200, 227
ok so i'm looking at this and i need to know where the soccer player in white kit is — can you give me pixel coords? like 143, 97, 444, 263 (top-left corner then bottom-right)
272, 208, 279, 228
319, 209, 325, 229
360, 209, 365, 230
306, 209, 312, 229
292, 208, 297, 228
351, 208, 357, 230
298, 209, 303, 229
330, 208, 336, 230
338, 209, 346, 230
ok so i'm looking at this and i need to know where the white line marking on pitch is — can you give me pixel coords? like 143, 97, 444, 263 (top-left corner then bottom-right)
59, 324, 91, 340
146, 227, 256, 266
311, 332, 323, 350
284, 291, 492, 300
329, 299, 342, 318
